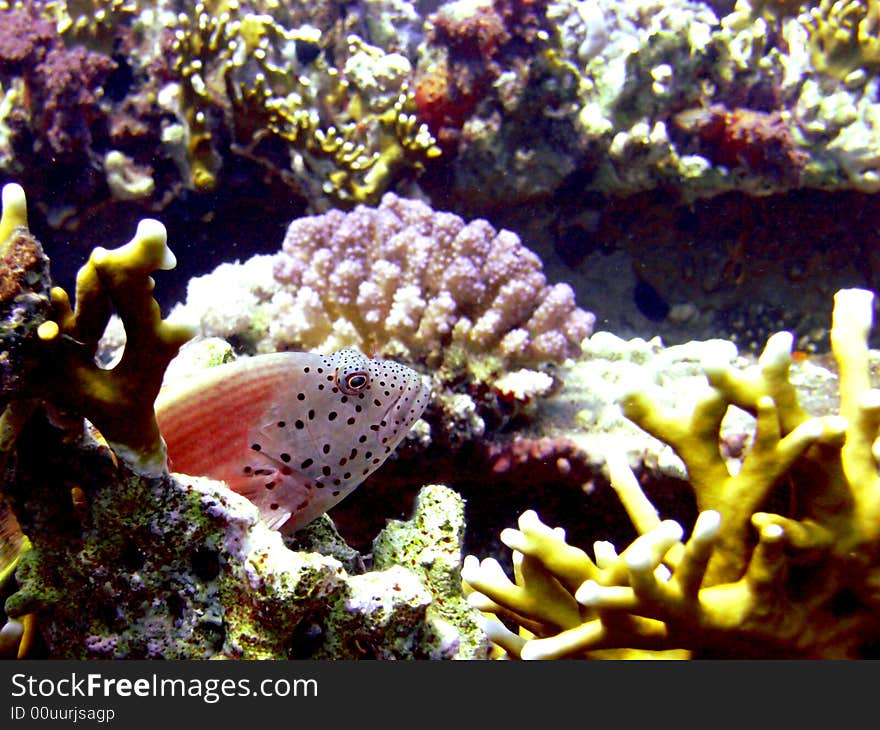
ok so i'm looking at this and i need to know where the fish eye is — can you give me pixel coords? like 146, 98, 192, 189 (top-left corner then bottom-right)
347, 374, 367, 389
339, 370, 369, 394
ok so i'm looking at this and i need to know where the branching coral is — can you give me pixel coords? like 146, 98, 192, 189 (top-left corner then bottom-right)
805, 0, 880, 79
463, 288, 880, 658
0, 0, 439, 209
163, 0, 440, 201
0, 182, 193, 472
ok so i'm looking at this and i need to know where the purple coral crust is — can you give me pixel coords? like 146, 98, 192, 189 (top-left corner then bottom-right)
272, 193, 594, 364
0, 10, 55, 73
34, 47, 116, 159
0, 9, 115, 162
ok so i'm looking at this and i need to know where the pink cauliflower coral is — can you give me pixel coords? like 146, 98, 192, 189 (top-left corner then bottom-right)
270, 193, 594, 366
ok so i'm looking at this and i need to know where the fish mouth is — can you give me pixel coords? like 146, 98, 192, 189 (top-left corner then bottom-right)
381, 375, 430, 426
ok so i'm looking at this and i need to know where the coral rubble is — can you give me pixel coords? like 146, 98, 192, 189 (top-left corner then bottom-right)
463, 288, 880, 659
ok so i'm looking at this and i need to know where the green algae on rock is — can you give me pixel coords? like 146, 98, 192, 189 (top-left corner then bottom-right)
373, 484, 489, 659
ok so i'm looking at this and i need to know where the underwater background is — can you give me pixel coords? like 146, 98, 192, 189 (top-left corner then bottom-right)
1, 0, 880, 659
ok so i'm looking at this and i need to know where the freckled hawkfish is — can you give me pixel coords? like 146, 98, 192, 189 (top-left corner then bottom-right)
155, 349, 431, 533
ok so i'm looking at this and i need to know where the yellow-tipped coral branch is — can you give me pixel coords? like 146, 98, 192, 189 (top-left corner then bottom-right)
464, 288, 880, 658
0, 182, 194, 472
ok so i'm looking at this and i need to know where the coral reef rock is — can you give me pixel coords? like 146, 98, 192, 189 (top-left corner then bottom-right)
5, 409, 484, 658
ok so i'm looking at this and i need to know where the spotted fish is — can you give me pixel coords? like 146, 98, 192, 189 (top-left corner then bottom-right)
155, 349, 431, 533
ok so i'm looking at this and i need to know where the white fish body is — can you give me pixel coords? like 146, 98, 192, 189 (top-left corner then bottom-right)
155, 349, 431, 532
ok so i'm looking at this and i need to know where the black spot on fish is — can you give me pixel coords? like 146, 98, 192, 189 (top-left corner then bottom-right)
265, 482, 275, 490
295, 420, 304, 429
270, 503, 279, 510
280, 453, 291, 462
301, 458, 314, 469
251, 443, 262, 451
328, 411, 337, 421
322, 443, 331, 454
277, 421, 286, 428
322, 465, 331, 476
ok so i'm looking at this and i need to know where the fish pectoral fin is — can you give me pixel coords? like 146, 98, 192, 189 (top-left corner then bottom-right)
225, 466, 314, 533
262, 508, 293, 531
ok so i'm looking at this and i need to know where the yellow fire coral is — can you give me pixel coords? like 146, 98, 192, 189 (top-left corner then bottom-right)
463, 288, 880, 659
805, 0, 880, 79
166, 0, 439, 201
0, 182, 193, 472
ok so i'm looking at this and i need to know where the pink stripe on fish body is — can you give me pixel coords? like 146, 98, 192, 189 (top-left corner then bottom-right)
155, 349, 431, 533
156, 353, 294, 481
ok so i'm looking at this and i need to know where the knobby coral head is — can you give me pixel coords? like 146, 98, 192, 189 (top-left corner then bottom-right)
269, 192, 595, 368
